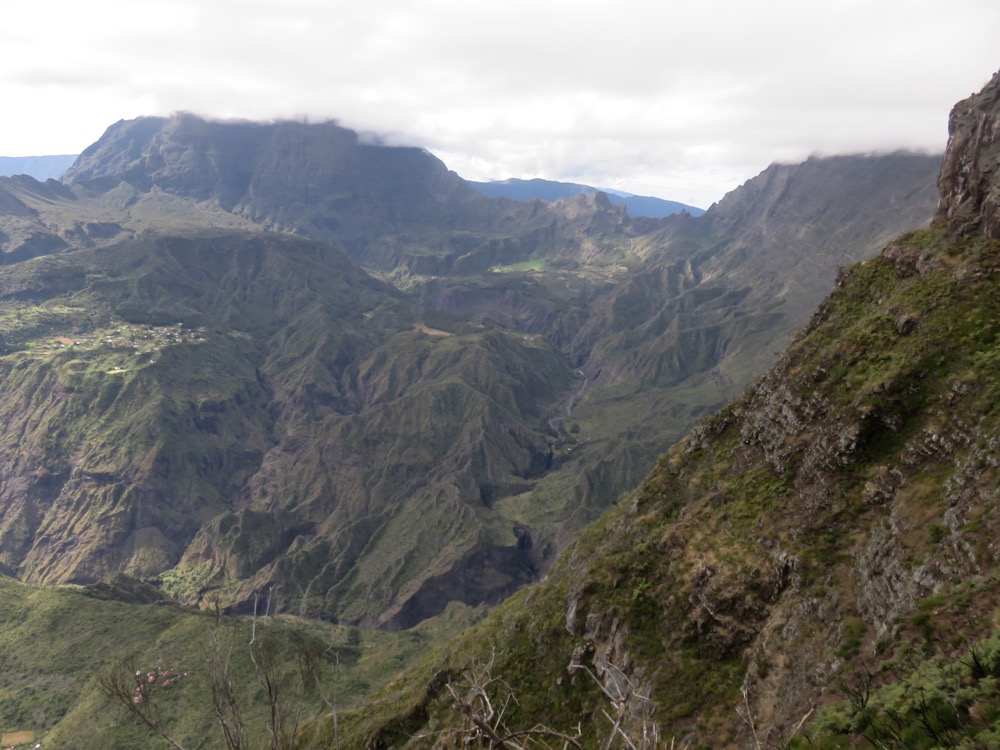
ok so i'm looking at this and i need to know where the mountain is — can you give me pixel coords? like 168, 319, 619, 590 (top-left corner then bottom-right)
60, 115, 676, 280
469, 177, 706, 218
0, 87, 965, 745
62, 115, 488, 246
0, 225, 575, 628
427, 152, 940, 556
0, 155, 77, 181
568, 152, 942, 389
348, 69, 1000, 749
0, 113, 940, 638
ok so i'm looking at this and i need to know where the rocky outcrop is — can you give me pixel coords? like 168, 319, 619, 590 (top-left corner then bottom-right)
936, 69, 1000, 238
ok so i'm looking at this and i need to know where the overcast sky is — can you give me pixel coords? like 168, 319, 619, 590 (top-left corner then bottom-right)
2, 1, 997, 207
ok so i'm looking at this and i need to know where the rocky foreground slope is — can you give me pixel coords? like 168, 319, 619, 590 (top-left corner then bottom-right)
341, 70, 1000, 749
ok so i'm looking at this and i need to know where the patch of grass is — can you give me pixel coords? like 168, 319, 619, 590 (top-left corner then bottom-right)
0, 574, 476, 749
837, 617, 867, 659
489, 259, 545, 273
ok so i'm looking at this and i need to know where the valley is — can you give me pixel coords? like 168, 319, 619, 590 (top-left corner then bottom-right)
0, 117, 939, 628
0, 81, 966, 746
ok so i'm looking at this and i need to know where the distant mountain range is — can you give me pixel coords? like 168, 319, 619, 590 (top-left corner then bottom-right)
469, 176, 706, 217
0, 153, 704, 219
0, 154, 77, 181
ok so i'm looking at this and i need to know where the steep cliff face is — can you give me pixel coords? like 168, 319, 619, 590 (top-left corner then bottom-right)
65, 115, 450, 205
350, 73, 1000, 749
936, 69, 1000, 238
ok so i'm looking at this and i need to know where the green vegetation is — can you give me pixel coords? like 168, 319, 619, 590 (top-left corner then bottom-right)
0, 301, 207, 360
0, 229, 585, 626
797, 629, 1000, 749
0, 113, 960, 748
0, 575, 482, 748
488, 259, 546, 273
0, 140, 940, 639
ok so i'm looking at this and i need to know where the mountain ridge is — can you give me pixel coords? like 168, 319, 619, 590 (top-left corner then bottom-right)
469, 177, 706, 218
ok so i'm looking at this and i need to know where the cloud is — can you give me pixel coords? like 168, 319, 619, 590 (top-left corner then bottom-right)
1, 0, 998, 205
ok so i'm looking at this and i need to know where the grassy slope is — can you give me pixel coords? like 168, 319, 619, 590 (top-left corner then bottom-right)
0, 574, 484, 749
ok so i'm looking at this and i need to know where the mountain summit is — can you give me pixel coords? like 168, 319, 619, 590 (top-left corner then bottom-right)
64, 114, 486, 251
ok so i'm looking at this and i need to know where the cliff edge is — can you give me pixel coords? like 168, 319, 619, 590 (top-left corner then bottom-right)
936, 69, 1000, 238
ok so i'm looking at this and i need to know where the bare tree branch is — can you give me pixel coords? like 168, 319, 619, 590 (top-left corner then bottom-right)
103, 587, 338, 750
98, 663, 192, 750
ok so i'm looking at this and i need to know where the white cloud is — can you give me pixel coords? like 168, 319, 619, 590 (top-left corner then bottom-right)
1, 0, 997, 206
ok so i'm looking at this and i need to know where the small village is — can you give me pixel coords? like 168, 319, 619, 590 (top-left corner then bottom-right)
31, 322, 208, 357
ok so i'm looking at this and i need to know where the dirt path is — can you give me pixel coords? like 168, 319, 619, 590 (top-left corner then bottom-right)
414, 322, 453, 337
1, 729, 34, 745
